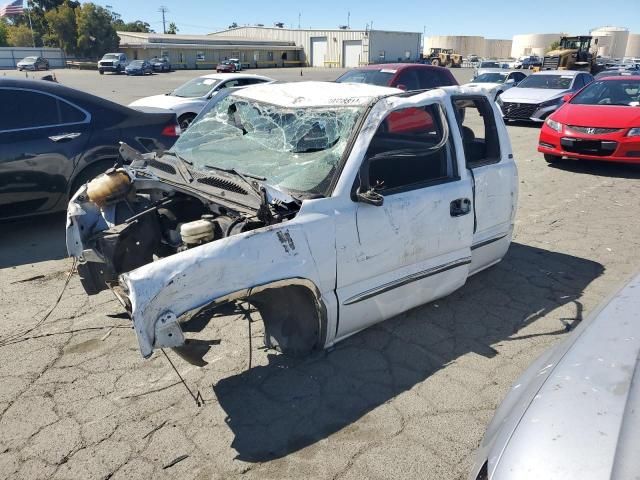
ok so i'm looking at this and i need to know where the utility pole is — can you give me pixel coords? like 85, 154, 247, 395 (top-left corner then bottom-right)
347, 11, 350, 29
159, 6, 168, 34
298, 12, 301, 29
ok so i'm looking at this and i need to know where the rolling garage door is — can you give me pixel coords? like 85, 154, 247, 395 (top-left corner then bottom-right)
343, 40, 362, 67
311, 37, 328, 67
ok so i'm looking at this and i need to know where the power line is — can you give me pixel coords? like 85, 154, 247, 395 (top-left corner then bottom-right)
158, 5, 169, 34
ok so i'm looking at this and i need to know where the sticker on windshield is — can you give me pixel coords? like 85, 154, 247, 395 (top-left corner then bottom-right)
203, 79, 216, 85
380, 69, 397, 74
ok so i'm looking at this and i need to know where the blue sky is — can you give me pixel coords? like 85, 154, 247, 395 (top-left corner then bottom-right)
96, 0, 640, 38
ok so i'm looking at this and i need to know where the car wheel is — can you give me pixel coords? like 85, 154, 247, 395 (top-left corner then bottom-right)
99, 69, 104, 75
544, 154, 561, 164
178, 113, 197, 130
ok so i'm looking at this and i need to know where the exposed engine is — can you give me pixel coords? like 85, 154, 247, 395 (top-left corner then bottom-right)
71, 157, 301, 295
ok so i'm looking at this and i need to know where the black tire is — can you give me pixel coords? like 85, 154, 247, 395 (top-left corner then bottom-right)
178, 113, 197, 130
69, 160, 116, 199
431, 58, 441, 66
116, 65, 122, 74
99, 69, 104, 75
544, 154, 561, 164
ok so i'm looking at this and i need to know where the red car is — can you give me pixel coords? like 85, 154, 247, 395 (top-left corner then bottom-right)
538, 76, 640, 164
335, 63, 458, 91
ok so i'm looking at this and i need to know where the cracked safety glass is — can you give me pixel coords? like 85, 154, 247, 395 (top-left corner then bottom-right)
171, 95, 364, 196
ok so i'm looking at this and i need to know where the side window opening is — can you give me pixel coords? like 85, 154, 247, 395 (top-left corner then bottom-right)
453, 97, 501, 168
0, 89, 86, 131
395, 69, 420, 90
362, 104, 456, 195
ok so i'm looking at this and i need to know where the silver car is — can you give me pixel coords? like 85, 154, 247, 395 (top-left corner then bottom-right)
16, 56, 49, 71
470, 272, 640, 480
496, 70, 593, 122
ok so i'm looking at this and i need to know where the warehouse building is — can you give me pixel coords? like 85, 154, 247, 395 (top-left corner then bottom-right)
116, 31, 303, 69
209, 26, 422, 67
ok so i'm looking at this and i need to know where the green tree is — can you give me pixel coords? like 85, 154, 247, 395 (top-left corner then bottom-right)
166, 22, 178, 34
114, 20, 153, 33
75, 3, 119, 58
0, 19, 9, 47
44, 1, 77, 52
547, 40, 561, 53
7, 24, 34, 46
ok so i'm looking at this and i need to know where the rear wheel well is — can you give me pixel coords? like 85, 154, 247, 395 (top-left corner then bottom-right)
248, 285, 326, 357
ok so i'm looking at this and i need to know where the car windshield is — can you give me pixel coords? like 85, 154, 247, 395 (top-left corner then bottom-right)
103, 54, 119, 60
130, 61, 144, 66
473, 73, 508, 83
170, 94, 364, 196
23, 56, 37, 61
480, 61, 499, 68
570, 80, 640, 106
336, 69, 394, 87
171, 77, 220, 98
517, 74, 573, 89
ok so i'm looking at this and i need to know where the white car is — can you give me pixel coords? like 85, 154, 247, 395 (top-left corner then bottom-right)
464, 69, 528, 100
67, 81, 518, 362
497, 70, 594, 122
128, 73, 274, 129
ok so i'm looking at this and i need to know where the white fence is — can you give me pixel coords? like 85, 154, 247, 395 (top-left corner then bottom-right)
0, 47, 67, 69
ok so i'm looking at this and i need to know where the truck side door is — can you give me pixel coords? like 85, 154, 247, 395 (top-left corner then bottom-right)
334, 102, 474, 339
452, 96, 517, 274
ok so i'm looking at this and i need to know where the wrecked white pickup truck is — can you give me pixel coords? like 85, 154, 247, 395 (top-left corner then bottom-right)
66, 81, 517, 362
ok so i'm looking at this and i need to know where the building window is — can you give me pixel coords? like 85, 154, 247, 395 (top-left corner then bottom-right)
254, 51, 259, 62
161, 50, 169, 59
179, 52, 184, 63
196, 51, 205, 61
267, 51, 274, 61
378, 50, 385, 61
405, 50, 411, 59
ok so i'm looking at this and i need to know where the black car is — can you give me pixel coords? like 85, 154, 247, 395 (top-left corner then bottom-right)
151, 57, 172, 72
0, 78, 180, 219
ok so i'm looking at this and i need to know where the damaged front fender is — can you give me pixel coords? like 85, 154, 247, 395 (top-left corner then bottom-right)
121, 222, 329, 358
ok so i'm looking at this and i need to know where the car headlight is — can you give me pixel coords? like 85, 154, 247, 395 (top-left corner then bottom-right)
545, 117, 563, 132
627, 127, 640, 137
539, 97, 562, 108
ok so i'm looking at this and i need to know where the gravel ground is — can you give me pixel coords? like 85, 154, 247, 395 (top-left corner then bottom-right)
1, 67, 640, 480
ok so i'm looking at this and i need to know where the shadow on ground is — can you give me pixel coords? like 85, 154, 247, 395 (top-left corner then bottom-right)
548, 159, 640, 179
0, 213, 67, 268
212, 242, 603, 461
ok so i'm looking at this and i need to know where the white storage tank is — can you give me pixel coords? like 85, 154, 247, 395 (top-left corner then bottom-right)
511, 33, 563, 58
590, 26, 629, 59
625, 33, 640, 58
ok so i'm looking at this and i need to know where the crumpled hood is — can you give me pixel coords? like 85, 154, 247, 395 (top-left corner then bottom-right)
129, 94, 198, 110
487, 273, 640, 480
500, 87, 567, 104
552, 104, 640, 128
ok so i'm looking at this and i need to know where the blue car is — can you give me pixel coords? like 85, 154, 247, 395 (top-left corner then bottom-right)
125, 60, 153, 76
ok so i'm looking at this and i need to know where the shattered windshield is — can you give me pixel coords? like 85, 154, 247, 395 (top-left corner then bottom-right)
171, 94, 364, 196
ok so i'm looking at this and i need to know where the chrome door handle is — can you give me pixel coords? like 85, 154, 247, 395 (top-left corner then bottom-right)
48, 132, 81, 142
450, 198, 471, 217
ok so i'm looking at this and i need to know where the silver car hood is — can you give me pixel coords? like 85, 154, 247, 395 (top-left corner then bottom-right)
477, 273, 640, 480
499, 87, 568, 104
